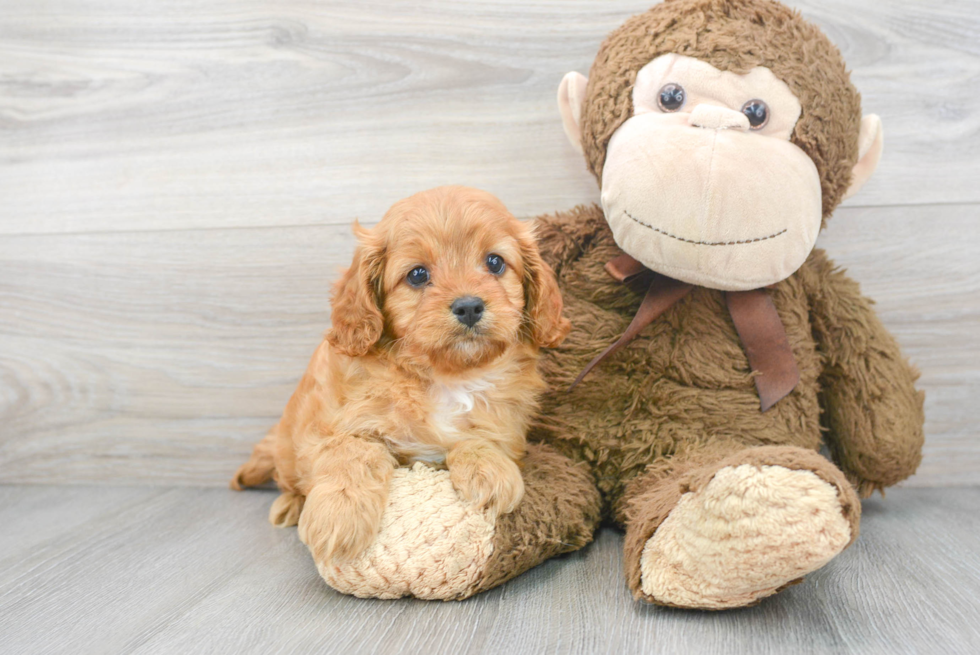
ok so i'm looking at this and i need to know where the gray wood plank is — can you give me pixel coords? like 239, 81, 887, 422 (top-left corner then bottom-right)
0, 224, 351, 486
0, 485, 161, 558
0, 485, 977, 655
1, 0, 979, 237
1, 203, 978, 487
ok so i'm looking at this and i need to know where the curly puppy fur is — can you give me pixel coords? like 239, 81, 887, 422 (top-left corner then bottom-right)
232, 186, 569, 565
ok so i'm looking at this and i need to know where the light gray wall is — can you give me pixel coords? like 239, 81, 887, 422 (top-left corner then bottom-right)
1, 0, 978, 486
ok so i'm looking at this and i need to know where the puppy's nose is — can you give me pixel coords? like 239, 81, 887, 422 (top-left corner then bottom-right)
451, 296, 485, 328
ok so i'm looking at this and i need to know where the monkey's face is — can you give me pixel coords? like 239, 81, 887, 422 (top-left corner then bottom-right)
559, 53, 882, 291
599, 55, 822, 290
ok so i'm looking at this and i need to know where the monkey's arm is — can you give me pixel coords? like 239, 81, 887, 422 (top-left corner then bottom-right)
802, 250, 925, 498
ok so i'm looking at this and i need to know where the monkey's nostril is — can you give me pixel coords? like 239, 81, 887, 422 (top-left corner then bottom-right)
451, 296, 485, 328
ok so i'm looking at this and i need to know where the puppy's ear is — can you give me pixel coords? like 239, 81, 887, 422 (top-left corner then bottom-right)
519, 224, 571, 348
327, 222, 386, 357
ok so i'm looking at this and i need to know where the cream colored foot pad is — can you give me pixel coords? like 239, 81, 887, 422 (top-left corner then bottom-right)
641, 464, 851, 609
315, 462, 495, 600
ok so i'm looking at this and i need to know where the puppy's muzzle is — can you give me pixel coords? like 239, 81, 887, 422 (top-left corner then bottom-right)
451, 296, 485, 328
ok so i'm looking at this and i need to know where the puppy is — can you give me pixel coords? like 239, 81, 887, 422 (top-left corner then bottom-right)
231, 186, 570, 564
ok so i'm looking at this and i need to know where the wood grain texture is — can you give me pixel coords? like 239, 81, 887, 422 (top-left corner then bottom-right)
1, 0, 979, 487
0, 0, 979, 237
0, 484, 978, 655
1, 203, 979, 486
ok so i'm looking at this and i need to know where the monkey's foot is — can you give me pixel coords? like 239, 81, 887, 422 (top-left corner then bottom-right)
639, 464, 854, 609
313, 443, 600, 600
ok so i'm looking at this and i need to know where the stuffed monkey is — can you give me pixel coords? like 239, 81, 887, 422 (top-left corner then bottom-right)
310, 0, 925, 609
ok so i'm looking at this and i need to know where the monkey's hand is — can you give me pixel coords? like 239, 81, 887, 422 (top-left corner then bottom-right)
803, 250, 925, 497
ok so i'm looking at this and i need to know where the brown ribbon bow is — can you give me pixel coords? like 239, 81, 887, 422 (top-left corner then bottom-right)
569, 252, 799, 412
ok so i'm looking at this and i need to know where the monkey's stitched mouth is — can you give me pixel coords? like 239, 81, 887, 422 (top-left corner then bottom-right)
623, 210, 787, 246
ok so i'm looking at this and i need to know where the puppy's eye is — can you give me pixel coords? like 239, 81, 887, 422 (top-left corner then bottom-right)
657, 83, 686, 112
741, 99, 770, 129
406, 266, 429, 287
485, 254, 505, 275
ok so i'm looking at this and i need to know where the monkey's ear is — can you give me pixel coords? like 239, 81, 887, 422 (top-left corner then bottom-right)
843, 114, 883, 200
558, 72, 589, 154
326, 222, 386, 357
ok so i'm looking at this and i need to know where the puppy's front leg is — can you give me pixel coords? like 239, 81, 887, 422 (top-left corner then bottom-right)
447, 439, 524, 516
297, 434, 396, 564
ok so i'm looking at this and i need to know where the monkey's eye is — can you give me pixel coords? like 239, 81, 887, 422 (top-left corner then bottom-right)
741, 100, 770, 129
406, 266, 429, 287
657, 83, 686, 112
485, 254, 505, 275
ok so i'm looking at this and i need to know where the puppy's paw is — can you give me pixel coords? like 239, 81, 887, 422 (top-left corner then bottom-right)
297, 484, 384, 564
269, 491, 305, 527
449, 447, 524, 516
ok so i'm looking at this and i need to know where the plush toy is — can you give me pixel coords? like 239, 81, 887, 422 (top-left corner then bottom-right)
316, 0, 924, 608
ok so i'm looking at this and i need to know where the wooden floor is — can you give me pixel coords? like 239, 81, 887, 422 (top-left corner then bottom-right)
1, 484, 978, 655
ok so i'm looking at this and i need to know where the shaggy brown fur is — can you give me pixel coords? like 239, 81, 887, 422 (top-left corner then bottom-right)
530, 207, 924, 509
507, 206, 923, 604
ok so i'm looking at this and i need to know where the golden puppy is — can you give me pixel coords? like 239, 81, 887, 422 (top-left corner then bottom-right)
231, 186, 569, 565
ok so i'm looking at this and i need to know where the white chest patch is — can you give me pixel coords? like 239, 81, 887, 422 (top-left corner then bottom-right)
430, 376, 496, 434
390, 376, 494, 466
385, 374, 500, 466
